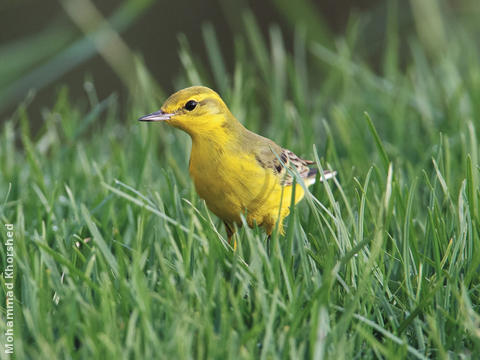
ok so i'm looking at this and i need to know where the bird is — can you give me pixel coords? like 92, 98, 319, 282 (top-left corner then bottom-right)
139, 86, 335, 248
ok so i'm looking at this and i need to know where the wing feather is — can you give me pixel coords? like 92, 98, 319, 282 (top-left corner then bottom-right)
240, 128, 336, 186
255, 146, 335, 186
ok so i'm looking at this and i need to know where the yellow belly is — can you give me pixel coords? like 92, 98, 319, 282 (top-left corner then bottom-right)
189, 141, 306, 234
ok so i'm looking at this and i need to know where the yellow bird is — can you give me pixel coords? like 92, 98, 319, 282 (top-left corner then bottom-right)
139, 86, 335, 246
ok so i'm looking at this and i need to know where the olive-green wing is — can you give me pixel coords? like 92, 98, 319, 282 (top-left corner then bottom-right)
253, 141, 335, 186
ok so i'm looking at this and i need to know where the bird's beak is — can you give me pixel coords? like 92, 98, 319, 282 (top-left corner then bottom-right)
138, 110, 174, 122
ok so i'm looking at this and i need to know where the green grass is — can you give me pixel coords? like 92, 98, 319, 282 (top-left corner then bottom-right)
1, 6, 480, 360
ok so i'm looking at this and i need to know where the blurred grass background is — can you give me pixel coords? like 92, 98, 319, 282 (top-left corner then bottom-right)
2, 0, 477, 123
1, 0, 480, 359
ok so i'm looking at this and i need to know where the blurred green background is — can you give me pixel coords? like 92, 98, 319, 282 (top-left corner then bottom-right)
2, 0, 477, 126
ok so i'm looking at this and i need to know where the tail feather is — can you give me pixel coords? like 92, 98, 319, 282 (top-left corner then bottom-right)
306, 168, 337, 186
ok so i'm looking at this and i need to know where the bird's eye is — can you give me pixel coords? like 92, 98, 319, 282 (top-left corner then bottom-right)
185, 100, 197, 111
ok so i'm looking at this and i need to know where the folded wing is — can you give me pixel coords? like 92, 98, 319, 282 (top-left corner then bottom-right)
254, 143, 336, 186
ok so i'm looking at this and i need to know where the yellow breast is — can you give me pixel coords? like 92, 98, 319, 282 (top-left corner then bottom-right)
189, 135, 306, 233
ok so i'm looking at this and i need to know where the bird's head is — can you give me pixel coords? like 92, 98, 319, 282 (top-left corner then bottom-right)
138, 86, 232, 136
